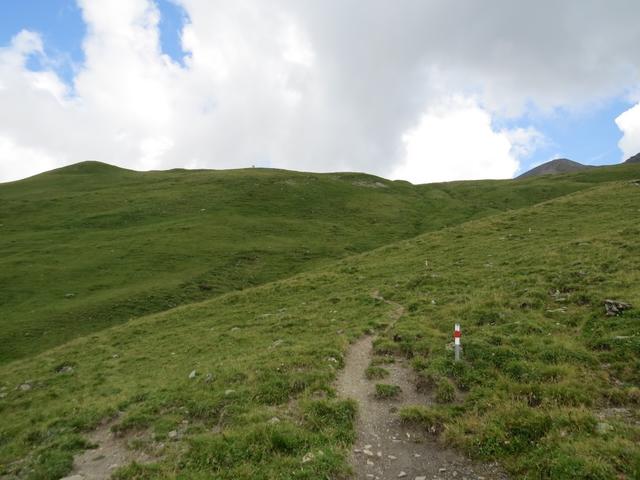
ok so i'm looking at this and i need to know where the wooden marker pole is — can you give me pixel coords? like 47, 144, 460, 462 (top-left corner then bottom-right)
454, 323, 461, 362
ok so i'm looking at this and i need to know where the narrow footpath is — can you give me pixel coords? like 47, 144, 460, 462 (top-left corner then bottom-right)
336, 294, 507, 480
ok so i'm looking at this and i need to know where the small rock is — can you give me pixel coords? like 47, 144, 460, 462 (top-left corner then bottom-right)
270, 339, 284, 348
268, 417, 280, 424
224, 389, 236, 396
19, 383, 32, 391
364, 444, 372, 449
415, 477, 426, 480
596, 422, 613, 434
64, 293, 75, 298
204, 373, 213, 383
168, 430, 178, 439
363, 449, 374, 456
366, 460, 374, 466
398, 472, 407, 478
188, 370, 197, 379
439, 468, 447, 473
388, 455, 397, 460
112, 354, 119, 359
413, 453, 421, 458
60, 475, 84, 480
376, 451, 382, 457
604, 299, 632, 317
302, 452, 315, 463
57, 365, 74, 374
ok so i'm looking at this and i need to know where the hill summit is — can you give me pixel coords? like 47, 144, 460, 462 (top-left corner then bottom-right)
625, 152, 640, 164
517, 158, 593, 178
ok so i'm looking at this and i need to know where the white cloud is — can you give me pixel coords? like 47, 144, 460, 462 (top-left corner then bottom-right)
1, 0, 640, 183
615, 103, 640, 160
391, 97, 523, 184
0, 135, 62, 182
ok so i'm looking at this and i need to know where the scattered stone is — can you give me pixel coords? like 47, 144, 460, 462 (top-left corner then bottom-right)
18, 382, 32, 391
112, 354, 119, 359
270, 339, 284, 348
376, 451, 382, 457
366, 460, 374, 466
57, 365, 74, 374
439, 468, 447, 473
230, 327, 240, 332
604, 299, 632, 316
363, 449, 374, 456
354, 448, 362, 453
364, 444, 372, 449
302, 452, 315, 463
398, 472, 407, 478
60, 475, 84, 480
204, 373, 213, 383
64, 293, 75, 298
388, 455, 397, 460
224, 389, 236, 396
268, 417, 280, 424
168, 430, 178, 439
188, 370, 197, 379
415, 477, 426, 480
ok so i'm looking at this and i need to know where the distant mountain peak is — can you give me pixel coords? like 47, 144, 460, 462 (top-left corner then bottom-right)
517, 158, 593, 179
625, 152, 640, 164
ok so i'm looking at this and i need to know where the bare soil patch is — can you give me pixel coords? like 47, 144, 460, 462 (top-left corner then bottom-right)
60, 418, 158, 480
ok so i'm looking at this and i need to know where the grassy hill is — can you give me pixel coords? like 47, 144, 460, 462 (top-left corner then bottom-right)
3, 161, 637, 363
0, 163, 639, 479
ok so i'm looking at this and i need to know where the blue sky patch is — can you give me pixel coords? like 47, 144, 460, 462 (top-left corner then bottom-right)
156, 0, 189, 66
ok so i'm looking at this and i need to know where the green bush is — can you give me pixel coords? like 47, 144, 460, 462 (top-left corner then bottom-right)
365, 366, 389, 380
374, 384, 401, 399
435, 378, 455, 403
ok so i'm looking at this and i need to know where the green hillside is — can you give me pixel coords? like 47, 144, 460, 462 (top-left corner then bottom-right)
3, 161, 637, 363
0, 164, 639, 479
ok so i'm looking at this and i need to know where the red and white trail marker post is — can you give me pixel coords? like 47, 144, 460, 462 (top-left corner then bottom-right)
454, 323, 462, 362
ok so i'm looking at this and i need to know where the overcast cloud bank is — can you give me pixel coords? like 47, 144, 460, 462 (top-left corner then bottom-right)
1, 0, 640, 183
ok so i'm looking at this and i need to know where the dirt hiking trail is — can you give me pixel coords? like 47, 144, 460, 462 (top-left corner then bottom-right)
60, 418, 156, 480
336, 294, 507, 480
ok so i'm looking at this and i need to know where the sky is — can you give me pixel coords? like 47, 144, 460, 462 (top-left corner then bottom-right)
1, 1, 640, 184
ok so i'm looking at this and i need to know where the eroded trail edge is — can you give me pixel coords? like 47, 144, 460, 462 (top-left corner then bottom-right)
336, 294, 507, 480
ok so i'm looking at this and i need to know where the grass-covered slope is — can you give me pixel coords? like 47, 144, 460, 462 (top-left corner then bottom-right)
2, 161, 639, 363
1, 172, 639, 479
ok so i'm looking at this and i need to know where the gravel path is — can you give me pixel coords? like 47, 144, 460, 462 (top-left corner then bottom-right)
336, 294, 508, 480
60, 418, 156, 480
